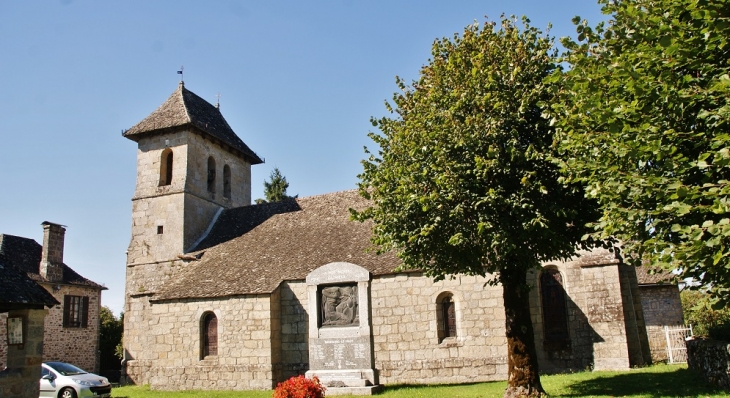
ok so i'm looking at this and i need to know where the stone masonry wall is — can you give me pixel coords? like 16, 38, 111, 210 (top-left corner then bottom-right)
618, 264, 652, 366
0, 313, 6, 369
0, 309, 46, 398
687, 338, 730, 390
640, 285, 684, 362
124, 294, 276, 390
530, 253, 633, 373
370, 272, 508, 385
41, 284, 101, 372
0, 285, 101, 373
277, 282, 309, 381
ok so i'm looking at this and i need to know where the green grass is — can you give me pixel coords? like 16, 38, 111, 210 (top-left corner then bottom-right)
112, 364, 729, 397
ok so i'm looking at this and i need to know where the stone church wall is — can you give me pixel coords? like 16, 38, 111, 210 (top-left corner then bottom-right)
124, 294, 277, 390
370, 272, 508, 384
530, 256, 637, 373
277, 282, 310, 381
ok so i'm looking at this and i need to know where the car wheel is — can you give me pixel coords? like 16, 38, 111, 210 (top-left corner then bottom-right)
59, 387, 77, 398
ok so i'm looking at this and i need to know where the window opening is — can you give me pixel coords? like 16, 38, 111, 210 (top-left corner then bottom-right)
207, 157, 216, 193
157, 226, 163, 234
223, 164, 231, 199
202, 312, 218, 358
540, 268, 570, 347
437, 293, 456, 342
160, 149, 173, 186
63, 295, 89, 328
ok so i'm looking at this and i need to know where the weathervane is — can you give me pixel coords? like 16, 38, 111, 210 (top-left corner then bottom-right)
177, 65, 184, 84
216, 92, 221, 109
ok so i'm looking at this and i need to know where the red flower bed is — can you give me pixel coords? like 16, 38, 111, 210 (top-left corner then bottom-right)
273, 375, 326, 398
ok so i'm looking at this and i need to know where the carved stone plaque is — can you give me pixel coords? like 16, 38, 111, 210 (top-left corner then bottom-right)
320, 285, 359, 327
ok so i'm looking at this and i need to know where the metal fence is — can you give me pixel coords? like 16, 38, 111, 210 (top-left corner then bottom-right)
665, 324, 693, 364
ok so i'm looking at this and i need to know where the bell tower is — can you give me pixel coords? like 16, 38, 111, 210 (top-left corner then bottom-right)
122, 81, 263, 290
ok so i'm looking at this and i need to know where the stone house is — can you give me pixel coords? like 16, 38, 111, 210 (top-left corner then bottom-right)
0, 222, 106, 373
121, 83, 655, 391
0, 255, 59, 398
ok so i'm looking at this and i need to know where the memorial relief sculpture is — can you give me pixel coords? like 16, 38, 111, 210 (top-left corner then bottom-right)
321, 285, 359, 326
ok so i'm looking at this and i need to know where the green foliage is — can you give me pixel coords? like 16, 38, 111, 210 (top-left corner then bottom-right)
681, 289, 730, 341
552, 0, 730, 306
354, 15, 601, 395
256, 167, 296, 204
354, 15, 599, 281
99, 306, 123, 371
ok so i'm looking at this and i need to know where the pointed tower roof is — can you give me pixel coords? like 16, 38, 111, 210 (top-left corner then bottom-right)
123, 82, 263, 164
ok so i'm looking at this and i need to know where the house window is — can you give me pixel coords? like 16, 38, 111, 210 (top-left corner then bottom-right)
160, 149, 173, 186
437, 293, 456, 342
201, 312, 218, 358
63, 295, 89, 328
223, 164, 231, 199
207, 157, 216, 193
540, 268, 570, 348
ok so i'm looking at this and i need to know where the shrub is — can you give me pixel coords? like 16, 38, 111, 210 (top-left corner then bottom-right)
681, 290, 730, 341
273, 375, 326, 398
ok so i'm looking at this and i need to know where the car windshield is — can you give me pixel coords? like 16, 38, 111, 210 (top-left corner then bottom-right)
45, 362, 87, 376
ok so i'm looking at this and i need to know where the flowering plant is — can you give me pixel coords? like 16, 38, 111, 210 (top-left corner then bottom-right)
273, 375, 326, 398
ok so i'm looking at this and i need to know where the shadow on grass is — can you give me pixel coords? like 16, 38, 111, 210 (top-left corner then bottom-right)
382, 382, 491, 392
560, 367, 725, 397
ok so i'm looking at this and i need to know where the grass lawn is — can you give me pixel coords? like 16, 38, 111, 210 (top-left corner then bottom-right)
112, 364, 728, 397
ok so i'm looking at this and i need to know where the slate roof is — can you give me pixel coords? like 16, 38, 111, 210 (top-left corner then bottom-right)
123, 82, 263, 165
0, 263, 59, 311
635, 265, 677, 286
154, 190, 402, 301
0, 234, 106, 289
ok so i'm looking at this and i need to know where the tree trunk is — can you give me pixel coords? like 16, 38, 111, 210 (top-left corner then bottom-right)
501, 266, 545, 398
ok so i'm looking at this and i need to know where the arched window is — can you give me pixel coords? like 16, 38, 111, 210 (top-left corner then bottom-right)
437, 293, 456, 342
159, 149, 173, 186
207, 157, 216, 193
223, 164, 231, 199
201, 312, 218, 358
540, 268, 570, 347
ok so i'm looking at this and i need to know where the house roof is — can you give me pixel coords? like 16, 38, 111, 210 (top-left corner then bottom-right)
0, 263, 59, 312
123, 82, 263, 165
154, 190, 402, 301
0, 234, 106, 290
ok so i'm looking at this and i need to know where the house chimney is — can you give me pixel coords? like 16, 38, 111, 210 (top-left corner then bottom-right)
40, 221, 65, 282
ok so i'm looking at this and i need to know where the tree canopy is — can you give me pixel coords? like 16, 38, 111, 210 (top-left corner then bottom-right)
354, 16, 599, 397
256, 167, 296, 204
553, 0, 730, 305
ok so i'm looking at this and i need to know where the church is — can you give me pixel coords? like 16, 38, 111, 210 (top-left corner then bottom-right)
120, 82, 657, 391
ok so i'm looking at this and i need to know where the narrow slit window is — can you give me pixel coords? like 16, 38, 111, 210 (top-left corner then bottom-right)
437, 293, 456, 342
223, 164, 231, 199
207, 157, 216, 193
160, 149, 173, 186
202, 312, 218, 358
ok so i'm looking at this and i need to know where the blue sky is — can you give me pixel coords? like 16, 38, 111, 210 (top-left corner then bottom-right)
0, 1, 606, 315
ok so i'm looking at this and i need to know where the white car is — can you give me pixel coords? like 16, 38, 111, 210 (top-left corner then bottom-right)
39, 362, 112, 398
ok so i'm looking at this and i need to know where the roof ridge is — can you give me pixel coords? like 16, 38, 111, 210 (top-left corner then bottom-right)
179, 83, 193, 125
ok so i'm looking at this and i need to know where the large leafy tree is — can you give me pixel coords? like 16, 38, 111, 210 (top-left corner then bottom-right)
354, 17, 599, 397
553, 0, 730, 305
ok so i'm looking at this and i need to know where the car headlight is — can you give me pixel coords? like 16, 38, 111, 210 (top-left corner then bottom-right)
72, 379, 95, 386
